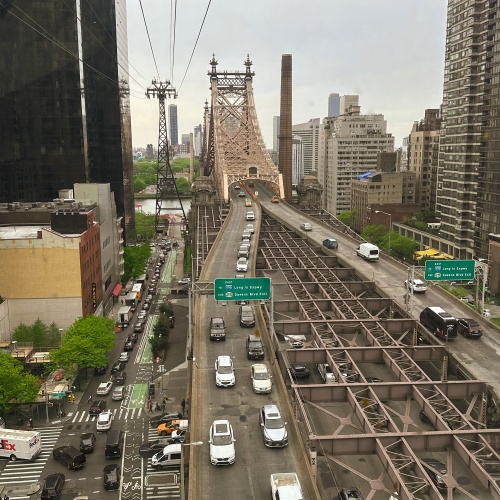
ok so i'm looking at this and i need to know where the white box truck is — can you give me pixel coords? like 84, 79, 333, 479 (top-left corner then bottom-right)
270, 473, 304, 500
117, 306, 132, 326
356, 243, 379, 261
0, 428, 42, 461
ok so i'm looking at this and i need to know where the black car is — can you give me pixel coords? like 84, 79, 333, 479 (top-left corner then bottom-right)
89, 400, 107, 415
123, 340, 134, 351
80, 432, 96, 453
457, 318, 483, 338
338, 488, 364, 500
94, 363, 109, 375
127, 333, 138, 344
290, 364, 310, 379
149, 411, 183, 428
139, 438, 172, 457
111, 361, 126, 374
103, 464, 121, 490
40, 473, 65, 499
422, 458, 448, 492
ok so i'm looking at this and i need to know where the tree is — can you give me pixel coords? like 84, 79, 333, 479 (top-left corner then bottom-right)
134, 178, 147, 193
12, 319, 58, 348
134, 212, 156, 243
149, 336, 169, 358
123, 242, 151, 283
0, 352, 40, 409
176, 176, 191, 195
361, 225, 387, 245
153, 315, 170, 339
337, 209, 357, 226
48, 316, 114, 374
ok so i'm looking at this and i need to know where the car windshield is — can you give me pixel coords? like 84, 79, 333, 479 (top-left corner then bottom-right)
212, 434, 232, 445
218, 365, 233, 374
254, 372, 269, 380
249, 342, 262, 349
242, 312, 253, 318
266, 416, 284, 429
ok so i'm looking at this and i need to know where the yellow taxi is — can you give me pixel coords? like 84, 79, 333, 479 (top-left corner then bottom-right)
245, 199, 252, 207
271, 196, 280, 203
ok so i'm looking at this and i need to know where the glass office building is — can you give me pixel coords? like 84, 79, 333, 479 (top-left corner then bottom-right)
0, 0, 134, 237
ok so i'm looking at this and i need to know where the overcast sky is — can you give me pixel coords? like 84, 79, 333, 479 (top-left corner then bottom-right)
125, 0, 447, 150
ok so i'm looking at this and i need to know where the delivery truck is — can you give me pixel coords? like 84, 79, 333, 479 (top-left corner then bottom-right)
117, 306, 132, 327
0, 428, 43, 461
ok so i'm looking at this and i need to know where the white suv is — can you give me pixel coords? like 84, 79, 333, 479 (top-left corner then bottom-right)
236, 258, 248, 272
209, 420, 235, 465
246, 211, 255, 221
215, 356, 235, 387
405, 279, 427, 293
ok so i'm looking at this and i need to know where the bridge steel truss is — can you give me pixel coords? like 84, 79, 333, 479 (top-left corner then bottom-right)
205, 55, 283, 201
254, 210, 500, 500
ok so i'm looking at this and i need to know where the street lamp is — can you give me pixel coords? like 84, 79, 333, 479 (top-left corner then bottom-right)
375, 210, 392, 255
180, 441, 203, 500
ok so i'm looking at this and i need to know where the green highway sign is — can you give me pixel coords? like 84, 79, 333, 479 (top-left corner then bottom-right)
424, 259, 475, 281
214, 277, 271, 301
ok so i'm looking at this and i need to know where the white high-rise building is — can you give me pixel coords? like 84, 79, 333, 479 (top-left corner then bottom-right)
292, 118, 321, 175
322, 107, 394, 215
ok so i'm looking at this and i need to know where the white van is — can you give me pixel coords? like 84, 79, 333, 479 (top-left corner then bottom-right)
356, 243, 379, 261
151, 443, 182, 470
317, 363, 337, 384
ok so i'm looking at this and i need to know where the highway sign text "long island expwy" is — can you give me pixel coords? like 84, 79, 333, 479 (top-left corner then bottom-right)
424, 259, 475, 281
214, 277, 271, 301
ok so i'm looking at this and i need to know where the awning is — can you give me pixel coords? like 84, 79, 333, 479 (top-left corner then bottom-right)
112, 283, 123, 297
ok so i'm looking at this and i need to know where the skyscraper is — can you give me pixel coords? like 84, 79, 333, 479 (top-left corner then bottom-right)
0, 0, 134, 237
436, 0, 500, 260
328, 93, 340, 117
169, 104, 179, 145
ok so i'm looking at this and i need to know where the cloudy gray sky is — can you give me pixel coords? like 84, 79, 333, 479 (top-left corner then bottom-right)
126, 0, 447, 150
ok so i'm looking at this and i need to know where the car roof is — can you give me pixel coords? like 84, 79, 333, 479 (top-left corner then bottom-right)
263, 404, 280, 416
217, 355, 232, 365
252, 363, 268, 372
212, 419, 231, 435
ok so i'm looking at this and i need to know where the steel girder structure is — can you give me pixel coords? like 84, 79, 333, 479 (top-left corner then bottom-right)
207, 55, 283, 201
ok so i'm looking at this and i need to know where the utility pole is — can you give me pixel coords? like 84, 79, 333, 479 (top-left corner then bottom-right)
145, 80, 186, 232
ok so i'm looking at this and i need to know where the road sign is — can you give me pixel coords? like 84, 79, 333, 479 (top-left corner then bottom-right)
214, 277, 271, 301
424, 259, 475, 281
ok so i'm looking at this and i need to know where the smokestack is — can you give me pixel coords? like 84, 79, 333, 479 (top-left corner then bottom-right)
278, 54, 292, 201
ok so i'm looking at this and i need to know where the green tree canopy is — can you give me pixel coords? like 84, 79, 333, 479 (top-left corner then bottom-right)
12, 319, 61, 348
0, 352, 40, 408
123, 242, 151, 283
64, 316, 115, 353
337, 209, 357, 226
176, 176, 191, 195
361, 225, 388, 244
134, 213, 156, 243
134, 178, 147, 193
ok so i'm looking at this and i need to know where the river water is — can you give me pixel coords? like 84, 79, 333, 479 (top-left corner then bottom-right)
135, 198, 191, 215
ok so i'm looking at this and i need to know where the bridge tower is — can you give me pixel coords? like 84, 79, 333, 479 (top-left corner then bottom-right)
145, 79, 186, 232
205, 55, 283, 201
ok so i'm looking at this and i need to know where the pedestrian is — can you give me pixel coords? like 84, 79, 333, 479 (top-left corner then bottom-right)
181, 398, 186, 416
28, 418, 33, 429
149, 403, 153, 413
87, 395, 92, 404
162, 400, 166, 411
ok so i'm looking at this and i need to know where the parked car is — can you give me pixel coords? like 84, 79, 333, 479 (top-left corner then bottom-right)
457, 318, 483, 338
259, 404, 288, 448
94, 364, 108, 375
96, 411, 113, 432
89, 400, 107, 415
149, 412, 183, 428
103, 464, 121, 490
139, 438, 172, 457
178, 277, 191, 286
251, 364, 272, 394
300, 222, 312, 231
290, 364, 310, 379
96, 382, 113, 396
79, 433, 96, 454
127, 332, 138, 344
40, 473, 65, 499
209, 419, 236, 466
134, 322, 145, 333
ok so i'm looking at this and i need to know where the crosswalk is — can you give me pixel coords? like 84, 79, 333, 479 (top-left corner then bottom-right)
69, 406, 143, 424
143, 426, 181, 499
0, 425, 63, 497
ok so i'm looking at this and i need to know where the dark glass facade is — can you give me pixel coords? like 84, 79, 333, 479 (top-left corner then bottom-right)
0, 0, 134, 238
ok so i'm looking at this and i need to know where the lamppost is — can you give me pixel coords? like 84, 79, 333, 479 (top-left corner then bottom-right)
180, 441, 203, 500
375, 210, 392, 255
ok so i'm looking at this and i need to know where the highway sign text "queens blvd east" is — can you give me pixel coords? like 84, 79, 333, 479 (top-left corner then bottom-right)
214, 277, 271, 301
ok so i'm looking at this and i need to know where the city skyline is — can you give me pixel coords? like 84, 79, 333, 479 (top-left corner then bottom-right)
126, 1, 447, 150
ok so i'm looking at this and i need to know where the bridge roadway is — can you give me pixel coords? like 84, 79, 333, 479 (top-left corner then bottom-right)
189, 184, 500, 499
